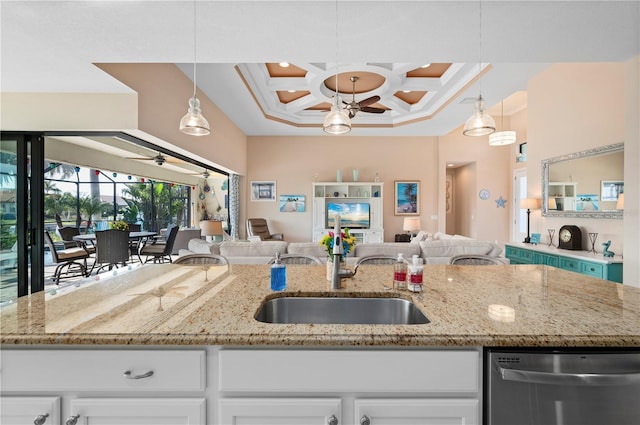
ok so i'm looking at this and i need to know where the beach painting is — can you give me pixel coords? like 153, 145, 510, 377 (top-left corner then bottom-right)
395, 180, 420, 215
279, 195, 305, 212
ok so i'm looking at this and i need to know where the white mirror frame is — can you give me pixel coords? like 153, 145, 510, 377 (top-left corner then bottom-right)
542, 142, 624, 219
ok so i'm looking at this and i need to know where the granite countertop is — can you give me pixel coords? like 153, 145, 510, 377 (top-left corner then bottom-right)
1, 263, 639, 347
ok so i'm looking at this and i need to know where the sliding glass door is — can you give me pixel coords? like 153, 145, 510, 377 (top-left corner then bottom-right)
0, 132, 45, 305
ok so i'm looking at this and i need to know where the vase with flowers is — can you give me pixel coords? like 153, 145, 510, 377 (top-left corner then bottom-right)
320, 228, 356, 280
109, 220, 129, 231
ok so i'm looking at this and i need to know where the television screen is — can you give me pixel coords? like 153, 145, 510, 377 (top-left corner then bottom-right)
326, 203, 370, 229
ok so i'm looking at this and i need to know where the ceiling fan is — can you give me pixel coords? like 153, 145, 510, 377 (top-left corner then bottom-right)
125, 152, 181, 166
343, 76, 385, 119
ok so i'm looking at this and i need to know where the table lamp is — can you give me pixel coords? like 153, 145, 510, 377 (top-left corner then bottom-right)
403, 217, 421, 237
520, 198, 540, 243
200, 220, 223, 242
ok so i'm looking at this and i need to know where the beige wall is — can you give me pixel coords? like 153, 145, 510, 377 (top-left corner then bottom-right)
623, 55, 639, 286
527, 63, 626, 255
96, 63, 247, 176
246, 136, 439, 242
438, 128, 513, 244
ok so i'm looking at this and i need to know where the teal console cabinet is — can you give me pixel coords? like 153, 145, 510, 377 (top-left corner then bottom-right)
505, 243, 623, 283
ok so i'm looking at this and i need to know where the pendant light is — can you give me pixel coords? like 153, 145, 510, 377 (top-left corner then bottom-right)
179, 0, 210, 136
488, 100, 516, 146
323, 0, 351, 135
463, 0, 495, 137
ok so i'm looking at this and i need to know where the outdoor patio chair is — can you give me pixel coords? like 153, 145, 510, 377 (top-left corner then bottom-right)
246, 218, 284, 241
126, 223, 142, 261
139, 224, 179, 263
449, 255, 506, 265
58, 226, 96, 254
93, 229, 131, 274
44, 230, 91, 284
267, 254, 322, 265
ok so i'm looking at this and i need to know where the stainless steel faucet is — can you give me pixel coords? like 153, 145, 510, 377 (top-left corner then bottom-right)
331, 215, 355, 289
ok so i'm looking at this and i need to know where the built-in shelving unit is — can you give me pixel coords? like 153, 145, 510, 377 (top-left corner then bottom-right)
312, 182, 383, 243
548, 182, 577, 211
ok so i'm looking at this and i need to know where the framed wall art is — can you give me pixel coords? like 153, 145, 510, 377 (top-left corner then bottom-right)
250, 181, 276, 202
395, 180, 420, 215
279, 195, 305, 212
601, 180, 623, 202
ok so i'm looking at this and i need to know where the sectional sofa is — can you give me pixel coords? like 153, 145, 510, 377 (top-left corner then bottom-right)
178, 232, 505, 265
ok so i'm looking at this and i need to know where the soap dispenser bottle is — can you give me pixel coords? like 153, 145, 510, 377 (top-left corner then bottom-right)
393, 253, 407, 290
270, 252, 286, 291
407, 255, 424, 292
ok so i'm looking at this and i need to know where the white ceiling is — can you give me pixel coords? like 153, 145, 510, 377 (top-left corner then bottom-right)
1, 1, 638, 137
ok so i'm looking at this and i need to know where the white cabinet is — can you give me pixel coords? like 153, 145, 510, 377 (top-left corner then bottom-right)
1, 397, 61, 425
68, 398, 205, 424
217, 348, 480, 425
218, 398, 341, 424
354, 399, 479, 425
312, 182, 384, 242
0, 349, 206, 425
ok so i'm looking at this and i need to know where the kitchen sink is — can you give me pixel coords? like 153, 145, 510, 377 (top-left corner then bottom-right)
255, 295, 430, 325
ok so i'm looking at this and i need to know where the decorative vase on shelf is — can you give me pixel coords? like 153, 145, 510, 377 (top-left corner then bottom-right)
353, 169, 359, 182
336, 170, 342, 182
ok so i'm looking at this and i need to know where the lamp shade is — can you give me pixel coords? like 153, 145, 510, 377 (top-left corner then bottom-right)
488, 130, 517, 146
200, 220, 223, 237
323, 96, 351, 135
616, 193, 625, 210
180, 96, 211, 136
548, 198, 557, 210
520, 198, 540, 210
403, 217, 421, 232
463, 96, 496, 136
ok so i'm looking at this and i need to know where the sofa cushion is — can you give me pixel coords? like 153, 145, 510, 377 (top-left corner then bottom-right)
187, 238, 221, 255
219, 240, 288, 258
419, 239, 497, 260
287, 242, 328, 259
354, 243, 421, 259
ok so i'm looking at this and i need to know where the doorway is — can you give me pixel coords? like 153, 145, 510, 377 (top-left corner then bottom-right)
512, 168, 527, 242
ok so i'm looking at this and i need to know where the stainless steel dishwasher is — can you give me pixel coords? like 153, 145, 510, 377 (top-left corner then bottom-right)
486, 349, 640, 425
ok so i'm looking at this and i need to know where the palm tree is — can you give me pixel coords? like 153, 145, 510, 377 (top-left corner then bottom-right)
79, 196, 109, 231
403, 183, 418, 213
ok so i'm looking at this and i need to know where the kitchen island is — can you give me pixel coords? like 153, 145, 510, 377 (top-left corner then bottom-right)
1, 264, 639, 425
1, 263, 639, 347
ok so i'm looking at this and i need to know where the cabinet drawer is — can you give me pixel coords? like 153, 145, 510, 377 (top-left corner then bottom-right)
1, 349, 205, 392
559, 257, 581, 273
219, 349, 479, 393
581, 261, 604, 278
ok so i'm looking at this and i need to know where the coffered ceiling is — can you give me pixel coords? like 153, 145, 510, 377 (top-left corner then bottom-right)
1, 1, 638, 138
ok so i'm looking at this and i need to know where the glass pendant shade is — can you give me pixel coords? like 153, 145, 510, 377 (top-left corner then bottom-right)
323, 96, 351, 134
489, 130, 516, 146
180, 95, 210, 136
463, 95, 495, 136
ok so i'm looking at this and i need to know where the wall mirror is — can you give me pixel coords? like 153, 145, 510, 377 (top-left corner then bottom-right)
542, 143, 624, 219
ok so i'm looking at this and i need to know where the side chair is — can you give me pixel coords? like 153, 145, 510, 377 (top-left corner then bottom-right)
449, 255, 507, 265
94, 229, 130, 274
139, 224, 179, 263
44, 230, 91, 284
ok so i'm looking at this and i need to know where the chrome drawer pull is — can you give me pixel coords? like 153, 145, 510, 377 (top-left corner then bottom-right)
124, 369, 154, 379
328, 414, 338, 425
65, 415, 80, 425
33, 414, 49, 425
360, 415, 371, 425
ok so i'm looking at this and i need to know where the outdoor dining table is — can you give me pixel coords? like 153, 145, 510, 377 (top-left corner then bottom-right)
73, 231, 157, 265
72, 231, 157, 243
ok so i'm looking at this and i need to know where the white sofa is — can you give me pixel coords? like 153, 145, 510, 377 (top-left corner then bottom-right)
178, 232, 505, 265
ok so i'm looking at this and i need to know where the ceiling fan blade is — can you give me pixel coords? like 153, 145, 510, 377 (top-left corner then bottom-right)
358, 95, 380, 107
361, 106, 385, 114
